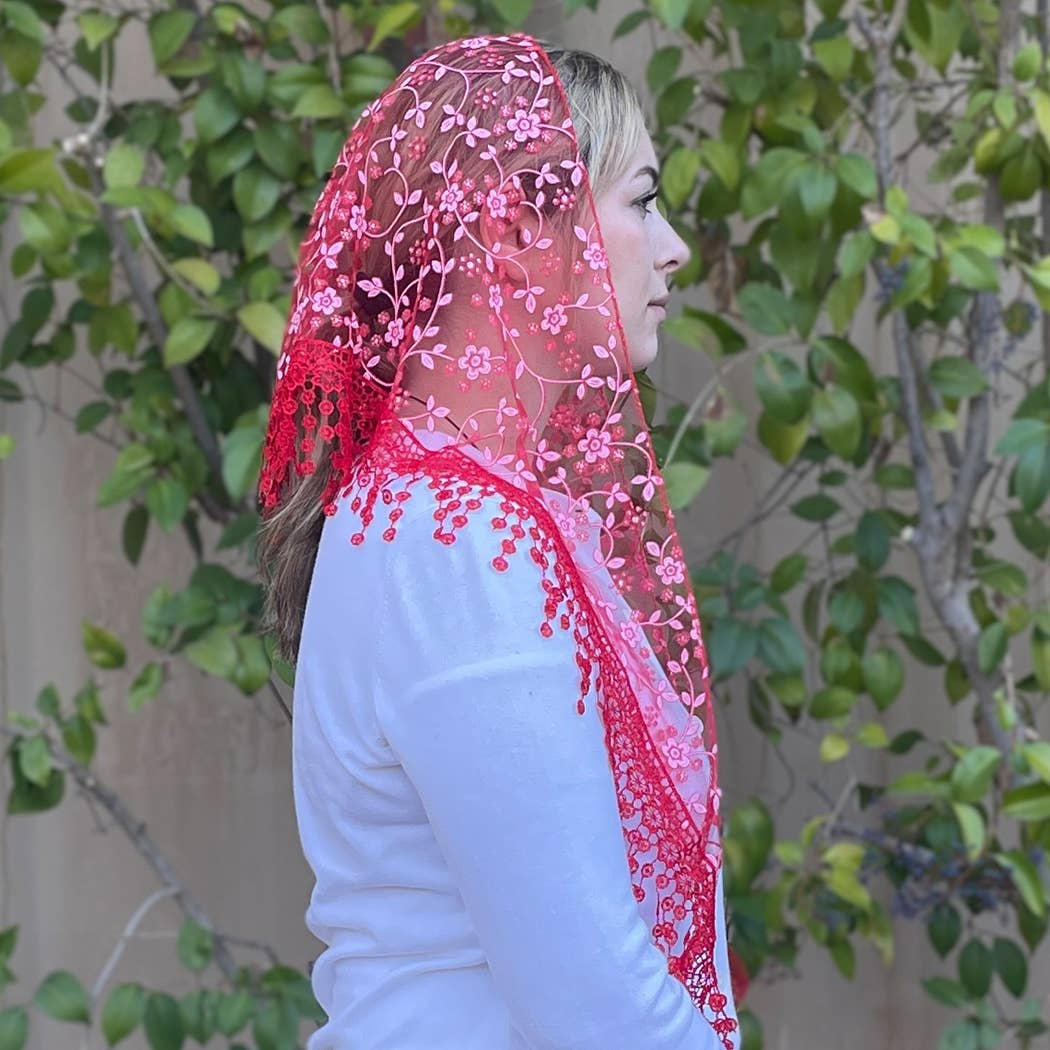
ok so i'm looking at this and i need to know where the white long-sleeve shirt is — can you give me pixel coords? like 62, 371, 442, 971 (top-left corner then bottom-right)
292, 424, 738, 1049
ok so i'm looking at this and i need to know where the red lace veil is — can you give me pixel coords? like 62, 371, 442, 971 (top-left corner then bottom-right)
260, 32, 736, 1045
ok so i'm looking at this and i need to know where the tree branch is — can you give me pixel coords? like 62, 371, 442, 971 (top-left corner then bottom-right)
1, 724, 270, 983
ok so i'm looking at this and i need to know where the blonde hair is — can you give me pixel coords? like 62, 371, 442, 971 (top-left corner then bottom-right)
258, 44, 648, 664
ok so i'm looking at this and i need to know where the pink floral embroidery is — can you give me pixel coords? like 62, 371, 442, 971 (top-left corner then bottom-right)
457, 343, 492, 380
311, 288, 342, 316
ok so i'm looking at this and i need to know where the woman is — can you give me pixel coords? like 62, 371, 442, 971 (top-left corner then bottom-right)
259, 33, 740, 1050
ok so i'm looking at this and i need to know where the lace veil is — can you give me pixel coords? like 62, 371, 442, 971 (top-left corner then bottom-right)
260, 33, 737, 1045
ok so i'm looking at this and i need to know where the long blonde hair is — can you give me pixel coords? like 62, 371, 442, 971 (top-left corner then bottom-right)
257, 43, 647, 664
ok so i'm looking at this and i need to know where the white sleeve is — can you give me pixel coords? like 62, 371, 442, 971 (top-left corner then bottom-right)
373, 504, 730, 1050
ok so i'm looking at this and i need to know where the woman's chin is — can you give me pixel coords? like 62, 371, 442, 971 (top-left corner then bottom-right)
630, 342, 659, 372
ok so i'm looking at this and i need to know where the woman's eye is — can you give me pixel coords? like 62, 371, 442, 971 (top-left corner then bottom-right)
635, 192, 658, 215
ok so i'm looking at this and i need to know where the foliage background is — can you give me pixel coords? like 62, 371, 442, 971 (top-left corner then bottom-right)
1, 0, 1049, 1047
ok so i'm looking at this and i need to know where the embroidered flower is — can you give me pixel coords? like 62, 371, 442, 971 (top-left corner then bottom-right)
655, 555, 686, 586
384, 317, 406, 347
580, 427, 612, 464
457, 343, 492, 380
439, 183, 465, 213
507, 108, 541, 142
541, 303, 568, 335
583, 242, 607, 270
311, 288, 342, 316
486, 188, 509, 218
348, 204, 367, 235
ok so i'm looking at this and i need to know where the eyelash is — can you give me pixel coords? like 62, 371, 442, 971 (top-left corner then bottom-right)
634, 190, 659, 216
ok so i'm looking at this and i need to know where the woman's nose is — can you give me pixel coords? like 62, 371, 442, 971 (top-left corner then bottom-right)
658, 216, 691, 274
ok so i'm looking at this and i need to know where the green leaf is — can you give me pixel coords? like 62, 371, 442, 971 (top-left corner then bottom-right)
797, 163, 837, 220
163, 317, 216, 368
143, 992, 183, 1050
18, 736, 51, 788
770, 552, 807, 593
291, 84, 345, 119
995, 851, 1046, 916
222, 425, 265, 502
928, 902, 962, 957
0, 148, 60, 194
663, 461, 710, 509
122, 505, 149, 565
78, 11, 121, 49
950, 746, 1001, 803
813, 35, 854, 80
949, 247, 999, 291
7, 748, 64, 814
75, 401, 112, 434
791, 493, 839, 522
215, 991, 253, 1037
952, 802, 985, 860
1013, 41, 1042, 80
757, 618, 804, 674
862, 648, 903, 710
252, 996, 298, 1050
103, 144, 145, 190
698, 139, 739, 191
1022, 741, 1050, 783
368, 1, 420, 50
61, 714, 95, 766
35, 971, 90, 1024
923, 977, 969, 1007
650, 0, 691, 30
172, 259, 221, 296
128, 662, 165, 713
220, 52, 266, 111
194, 85, 239, 143
813, 385, 861, 458
856, 721, 888, 748
253, 124, 301, 181
738, 283, 795, 336
855, 511, 890, 570
237, 302, 286, 355
176, 919, 213, 973
1002, 782, 1050, 822
977, 622, 1007, 674
233, 634, 271, 694
145, 478, 188, 532
928, 356, 988, 399
0, 434, 14, 460
148, 10, 196, 67
35, 683, 60, 719
992, 937, 1027, 997
754, 351, 810, 423
1016, 440, 1050, 511
232, 166, 281, 223
1034, 90, 1050, 152
102, 983, 144, 1046
82, 621, 126, 670
708, 619, 759, 678
661, 147, 701, 209
820, 732, 850, 762
0, 1006, 28, 1050
958, 939, 993, 998
809, 686, 856, 719
170, 204, 214, 247
183, 626, 239, 679
834, 153, 877, 199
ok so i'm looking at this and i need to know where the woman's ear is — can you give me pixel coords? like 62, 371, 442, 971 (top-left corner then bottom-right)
477, 190, 542, 287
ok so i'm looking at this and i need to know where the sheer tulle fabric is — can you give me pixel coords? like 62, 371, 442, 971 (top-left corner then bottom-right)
260, 33, 736, 1046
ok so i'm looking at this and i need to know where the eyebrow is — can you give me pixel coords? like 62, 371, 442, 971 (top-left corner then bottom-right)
633, 165, 659, 188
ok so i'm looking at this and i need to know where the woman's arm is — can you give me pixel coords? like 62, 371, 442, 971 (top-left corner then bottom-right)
373, 501, 732, 1050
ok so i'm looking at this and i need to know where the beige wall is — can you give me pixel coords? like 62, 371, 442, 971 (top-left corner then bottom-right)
1, 6, 1046, 1049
